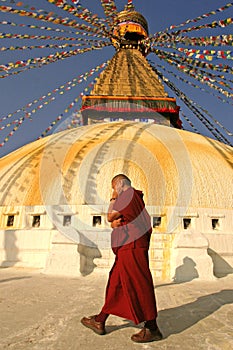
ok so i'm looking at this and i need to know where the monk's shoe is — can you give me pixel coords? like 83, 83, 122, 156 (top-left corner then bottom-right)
131, 327, 163, 343
81, 315, 106, 335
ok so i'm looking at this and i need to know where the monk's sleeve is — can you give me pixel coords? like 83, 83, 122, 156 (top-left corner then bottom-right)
113, 189, 144, 223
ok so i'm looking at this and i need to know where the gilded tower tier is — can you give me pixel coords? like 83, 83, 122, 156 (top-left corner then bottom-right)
81, 5, 181, 128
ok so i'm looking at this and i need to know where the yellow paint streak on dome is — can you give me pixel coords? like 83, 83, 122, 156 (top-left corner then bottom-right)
0, 123, 232, 209
0, 138, 48, 206
96, 158, 149, 202
179, 134, 233, 209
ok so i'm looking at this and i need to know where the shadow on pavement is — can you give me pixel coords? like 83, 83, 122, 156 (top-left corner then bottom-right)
159, 289, 233, 338
105, 319, 140, 334
100, 289, 233, 339
0, 276, 32, 284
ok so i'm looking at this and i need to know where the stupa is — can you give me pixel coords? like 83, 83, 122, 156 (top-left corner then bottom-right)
0, 4, 232, 281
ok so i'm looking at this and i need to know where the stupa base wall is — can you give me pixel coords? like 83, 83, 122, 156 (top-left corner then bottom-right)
0, 229, 54, 269
0, 206, 232, 281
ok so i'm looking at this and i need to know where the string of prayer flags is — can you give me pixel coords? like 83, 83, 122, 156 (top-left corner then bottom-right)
170, 17, 233, 36
152, 48, 233, 74
0, 61, 108, 125
38, 92, 84, 138
8, 0, 108, 37
177, 48, 233, 61
0, 5, 107, 36
149, 17, 233, 45
64, 66, 108, 130
181, 112, 200, 134
48, 0, 109, 34
0, 117, 25, 147
168, 2, 233, 31
0, 62, 109, 146
179, 34, 233, 47
1, 0, 60, 16
0, 19, 70, 36
38, 61, 112, 137
170, 49, 233, 74
38, 115, 63, 138
0, 40, 109, 52
181, 91, 233, 137
0, 116, 25, 131
173, 61, 233, 90
100, 0, 118, 20
153, 65, 232, 145
0, 43, 110, 73
100, 0, 118, 31
151, 34, 233, 48
65, 83, 96, 130
0, 20, 107, 39
151, 3, 233, 39
155, 62, 232, 106
0, 31, 86, 41
152, 49, 233, 99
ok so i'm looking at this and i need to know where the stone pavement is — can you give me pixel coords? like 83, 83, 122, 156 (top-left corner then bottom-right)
0, 267, 232, 350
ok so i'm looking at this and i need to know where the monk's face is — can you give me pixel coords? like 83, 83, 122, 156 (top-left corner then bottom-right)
112, 178, 124, 195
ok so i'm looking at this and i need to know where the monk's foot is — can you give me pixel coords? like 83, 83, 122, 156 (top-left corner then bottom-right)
131, 327, 163, 343
81, 315, 106, 335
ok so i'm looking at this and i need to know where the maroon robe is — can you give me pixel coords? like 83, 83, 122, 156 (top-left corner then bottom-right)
102, 187, 157, 324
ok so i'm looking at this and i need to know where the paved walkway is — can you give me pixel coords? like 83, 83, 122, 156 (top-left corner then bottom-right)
0, 268, 232, 350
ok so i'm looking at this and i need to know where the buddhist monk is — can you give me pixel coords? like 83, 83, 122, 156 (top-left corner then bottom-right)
81, 174, 162, 343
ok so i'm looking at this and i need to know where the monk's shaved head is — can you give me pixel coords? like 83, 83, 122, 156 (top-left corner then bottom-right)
112, 174, 131, 186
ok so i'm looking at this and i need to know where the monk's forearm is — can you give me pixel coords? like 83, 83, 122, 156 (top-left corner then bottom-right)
108, 211, 121, 222
107, 198, 121, 222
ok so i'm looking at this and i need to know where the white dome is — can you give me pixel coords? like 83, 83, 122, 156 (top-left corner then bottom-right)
0, 122, 232, 210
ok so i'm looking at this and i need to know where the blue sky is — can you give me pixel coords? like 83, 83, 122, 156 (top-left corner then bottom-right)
0, 0, 232, 156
